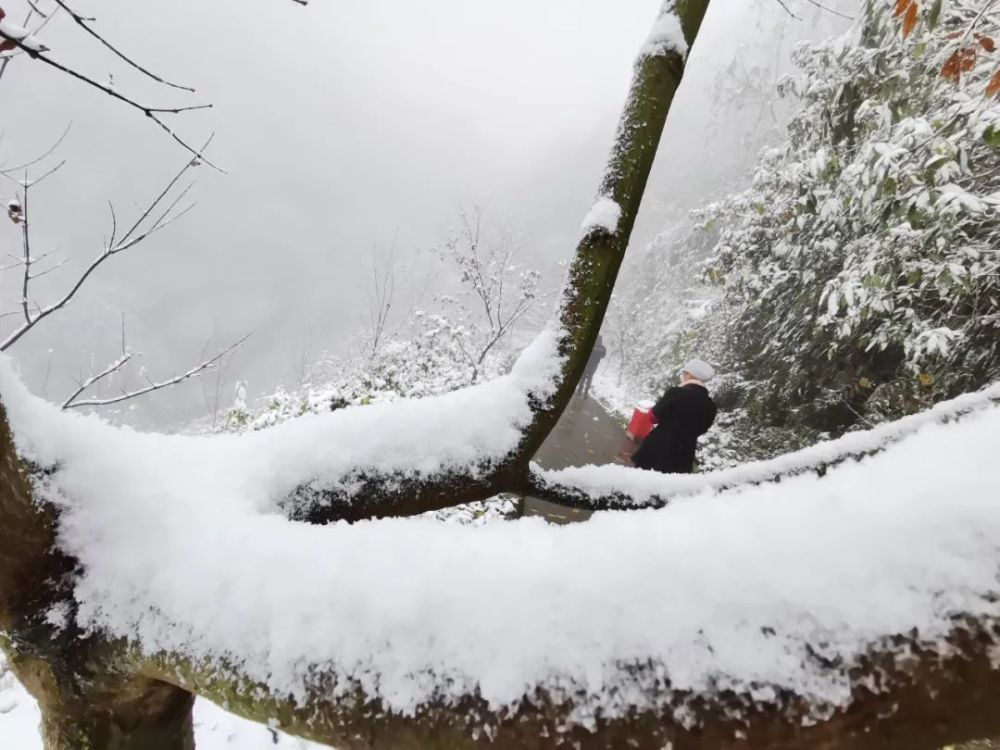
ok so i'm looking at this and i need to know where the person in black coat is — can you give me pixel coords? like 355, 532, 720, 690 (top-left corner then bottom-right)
575, 334, 606, 400
632, 358, 718, 474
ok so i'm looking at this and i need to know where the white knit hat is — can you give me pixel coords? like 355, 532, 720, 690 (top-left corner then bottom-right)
682, 358, 716, 383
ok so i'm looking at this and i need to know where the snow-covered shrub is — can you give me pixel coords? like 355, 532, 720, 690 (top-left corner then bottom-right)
611, 0, 1000, 441
708, 0, 1000, 429
221, 214, 545, 433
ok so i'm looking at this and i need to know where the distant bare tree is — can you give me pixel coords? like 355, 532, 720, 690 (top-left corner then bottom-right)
365, 244, 398, 359
435, 207, 544, 382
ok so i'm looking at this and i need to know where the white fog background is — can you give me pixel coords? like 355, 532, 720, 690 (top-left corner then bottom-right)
0, 0, 851, 429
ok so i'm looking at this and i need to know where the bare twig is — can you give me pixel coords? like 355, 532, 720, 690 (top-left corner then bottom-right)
0, 32, 221, 170
0, 122, 71, 176
107, 201, 118, 247
23, 0, 47, 18
775, 0, 802, 21
0, 148, 208, 352
119, 135, 212, 246
19, 175, 31, 325
366, 244, 396, 358
27, 256, 68, 280
49, 0, 195, 92
802, 0, 853, 21
60, 350, 134, 409
23, 158, 66, 187
62, 334, 251, 409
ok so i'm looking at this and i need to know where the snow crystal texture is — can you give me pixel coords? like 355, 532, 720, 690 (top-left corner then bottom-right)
2, 347, 1000, 723
581, 197, 622, 235
641, 2, 688, 59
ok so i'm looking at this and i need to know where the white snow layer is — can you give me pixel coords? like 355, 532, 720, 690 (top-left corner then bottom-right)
3, 345, 1000, 724
537, 381, 1000, 505
641, 2, 688, 59
0, 19, 45, 52
581, 197, 622, 235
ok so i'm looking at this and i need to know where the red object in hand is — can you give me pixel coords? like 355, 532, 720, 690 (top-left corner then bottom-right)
626, 403, 656, 440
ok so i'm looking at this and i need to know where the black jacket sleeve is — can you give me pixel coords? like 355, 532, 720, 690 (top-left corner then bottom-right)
651, 387, 682, 423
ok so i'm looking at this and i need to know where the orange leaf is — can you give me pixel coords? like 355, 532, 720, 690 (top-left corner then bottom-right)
977, 34, 997, 52
942, 51, 962, 82
902, 2, 919, 38
987, 70, 1000, 98
959, 47, 978, 72
894, 0, 914, 18
942, 47, 978, 83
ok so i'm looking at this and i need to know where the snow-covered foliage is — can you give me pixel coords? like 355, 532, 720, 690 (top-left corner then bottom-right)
223, 214, 545, 433
221, 330, 487, 433
4, 349, 1000, 726
607, 0, 1000, 441
710, 0, 1000, 426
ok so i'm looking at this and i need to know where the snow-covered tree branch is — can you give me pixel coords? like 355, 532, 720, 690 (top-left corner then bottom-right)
60, 334, 249, 411
5, 2, 1000, 749
271, 2, 709, 526
0, 3, 718, 747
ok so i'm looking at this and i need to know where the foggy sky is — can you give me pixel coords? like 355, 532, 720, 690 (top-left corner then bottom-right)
0, 0, 851, 429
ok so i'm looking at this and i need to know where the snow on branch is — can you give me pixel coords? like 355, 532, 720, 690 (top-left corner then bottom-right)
580, 196, 622, 235
531, 380, 1000, 511
197, 4, 708, 527
4, 1, 1000, 745
641, 1, 690, 59
4, 358, 1000, 745
0, 8, 45, 53
0, 2, 219, 168
60, 335, 250, 410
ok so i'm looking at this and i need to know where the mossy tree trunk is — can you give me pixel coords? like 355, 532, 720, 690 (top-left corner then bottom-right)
0, 404, 198, 750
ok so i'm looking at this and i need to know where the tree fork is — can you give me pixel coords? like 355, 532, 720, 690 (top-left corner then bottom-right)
291, 0, 711, 525
1, 405, 196, 749
0, 3, 713, 748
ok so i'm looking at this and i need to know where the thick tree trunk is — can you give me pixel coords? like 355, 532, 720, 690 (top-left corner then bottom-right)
4, 629, 197, 750
37, 683, 195, 750
1, 404, 196, 749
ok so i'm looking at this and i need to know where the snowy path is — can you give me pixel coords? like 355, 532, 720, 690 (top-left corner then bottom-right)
534, 394, 634, 470
525, 394, 636, 524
